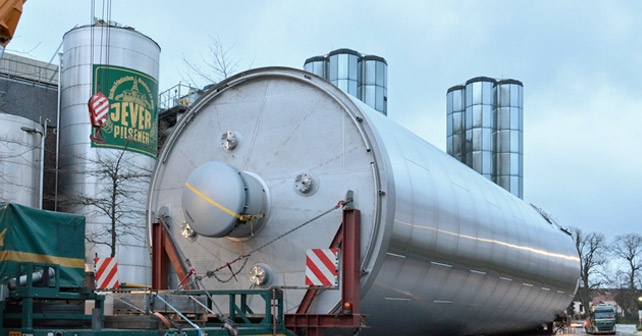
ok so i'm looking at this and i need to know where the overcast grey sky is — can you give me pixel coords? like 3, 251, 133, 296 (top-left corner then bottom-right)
9, 1, 641, 241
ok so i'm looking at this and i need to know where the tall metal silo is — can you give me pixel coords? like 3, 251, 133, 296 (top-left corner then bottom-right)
464, 77, 496, 180
446, 85, 465, 161
303, 55, 326, 78
327, 48, 361, 99
0, 113, 43, 208
361, 55, 387, 115
59, 22, 160, 285
495, 79, 524, 198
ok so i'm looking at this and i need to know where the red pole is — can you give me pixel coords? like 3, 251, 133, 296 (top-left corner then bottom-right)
151, 222, 168, 289
342, 208, 361, 314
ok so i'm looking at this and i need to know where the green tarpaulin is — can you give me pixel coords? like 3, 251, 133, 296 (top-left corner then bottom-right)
0, 203, 85, 288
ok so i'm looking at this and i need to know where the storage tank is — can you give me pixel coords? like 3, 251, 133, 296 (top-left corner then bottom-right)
303, 55, 326, 78
495, 79, 524, 199
147, 67, 580, 335
0, 113, 43, 208
446, 85, 465, 161
361, 55, 387, 115
59, 22, 160, 285
327, 48, 361, 99
465, 76, 496, 180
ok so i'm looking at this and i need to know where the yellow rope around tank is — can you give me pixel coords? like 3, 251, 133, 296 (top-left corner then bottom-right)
184, 181, 263, 222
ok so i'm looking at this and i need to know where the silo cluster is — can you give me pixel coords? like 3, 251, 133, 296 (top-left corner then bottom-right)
447, 77, 523, 199
304, 48, 387, 115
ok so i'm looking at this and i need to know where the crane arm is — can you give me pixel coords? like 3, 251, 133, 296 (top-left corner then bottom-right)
0, 0, 25, 49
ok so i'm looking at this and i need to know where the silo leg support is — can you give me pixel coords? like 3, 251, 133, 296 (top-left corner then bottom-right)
285, 207, 368, 334
151, 221, 190, 290
342, 208, 361, 315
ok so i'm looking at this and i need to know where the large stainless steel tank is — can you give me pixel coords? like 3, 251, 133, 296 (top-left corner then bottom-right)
59, 23, 160, 285
147, 67, 580, 335
0, 113, 43, 208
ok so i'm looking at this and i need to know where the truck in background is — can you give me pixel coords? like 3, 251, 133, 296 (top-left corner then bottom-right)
584, 303, 617, 335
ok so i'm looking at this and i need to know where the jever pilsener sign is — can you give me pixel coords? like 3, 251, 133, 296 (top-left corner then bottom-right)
90, 64, 158, 158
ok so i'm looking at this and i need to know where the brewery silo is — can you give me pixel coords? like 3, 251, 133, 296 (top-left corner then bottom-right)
303, 55, 326, 78
494, 79, 524, 198
327, 48, 361, 99
464, 76, 496, 180
446, 85, 465, 161
361, 55, 387, 115
59, 22, 160, 285
0, 113, 43, 208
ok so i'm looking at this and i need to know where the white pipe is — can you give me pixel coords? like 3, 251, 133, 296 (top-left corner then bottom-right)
39, 117, 49, 209
54, 52, 62, 211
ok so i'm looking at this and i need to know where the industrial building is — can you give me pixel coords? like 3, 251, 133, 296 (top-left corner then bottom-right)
0, 52, 58, 210
446, 77, 524, 199
304, 48, 388, 115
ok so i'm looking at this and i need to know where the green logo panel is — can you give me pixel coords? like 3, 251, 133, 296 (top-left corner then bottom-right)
91, 64, 158, 158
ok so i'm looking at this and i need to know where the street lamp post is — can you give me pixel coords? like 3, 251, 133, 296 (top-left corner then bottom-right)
637, 296, 642, 329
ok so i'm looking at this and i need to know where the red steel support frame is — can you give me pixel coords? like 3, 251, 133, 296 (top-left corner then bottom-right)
285, 207, 367, 335
151, 222, 190, 290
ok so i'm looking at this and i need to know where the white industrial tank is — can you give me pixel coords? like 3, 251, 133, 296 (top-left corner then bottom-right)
147, 67, 580, 335
59, 22, 160, 285
0, 113, 43, 208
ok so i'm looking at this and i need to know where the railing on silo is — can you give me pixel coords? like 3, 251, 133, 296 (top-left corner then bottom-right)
159, 83, 200, 111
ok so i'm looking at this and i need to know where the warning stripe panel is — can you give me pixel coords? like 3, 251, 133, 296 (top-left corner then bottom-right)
94, 257, 119, 289
305, 248, 339, 287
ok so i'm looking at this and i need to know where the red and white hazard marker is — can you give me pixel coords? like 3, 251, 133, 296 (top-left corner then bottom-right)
88, 92, 110, 127
94, 257, 119, 290
305, 248, 339, 287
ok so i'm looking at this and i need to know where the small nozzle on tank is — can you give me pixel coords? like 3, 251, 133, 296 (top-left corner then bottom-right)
181, 161, 269, 239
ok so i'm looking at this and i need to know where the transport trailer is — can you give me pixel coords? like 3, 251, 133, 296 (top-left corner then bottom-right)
0, 202, 366, 336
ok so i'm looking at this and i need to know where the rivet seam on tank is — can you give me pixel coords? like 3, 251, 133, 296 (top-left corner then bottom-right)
184, 181, 263, 222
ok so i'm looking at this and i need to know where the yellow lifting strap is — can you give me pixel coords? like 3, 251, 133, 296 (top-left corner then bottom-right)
184, 181, 264, 222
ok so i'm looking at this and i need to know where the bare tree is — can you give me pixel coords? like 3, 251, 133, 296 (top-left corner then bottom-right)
611, 233, 642, 316
572, 227, 610, 316
63, 148, 151, 258
181, 35, 242, 88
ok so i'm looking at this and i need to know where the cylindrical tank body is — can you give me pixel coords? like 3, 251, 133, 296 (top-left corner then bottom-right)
147, 68, 579, 335
465, 76, 496, 180
303, 55, 326, 78
446, 85, 466, 161
327, 48, 361, 99
0, 113, 43, 207
361, 55, 388, 115
495, 79, 524, 199
59, 23, 160, 285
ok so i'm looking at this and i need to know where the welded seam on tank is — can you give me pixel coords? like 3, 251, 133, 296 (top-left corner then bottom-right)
393, 218, 580, 262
